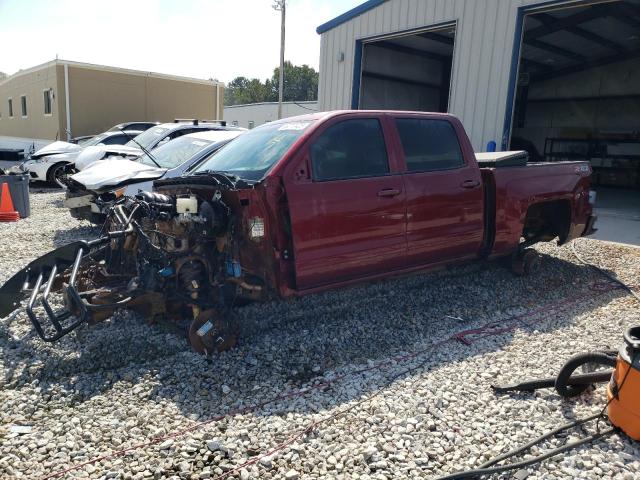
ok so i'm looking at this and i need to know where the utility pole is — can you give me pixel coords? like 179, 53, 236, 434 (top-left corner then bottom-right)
273, 0, 286, 119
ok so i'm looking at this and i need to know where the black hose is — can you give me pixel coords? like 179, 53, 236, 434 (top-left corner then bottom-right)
478, 413, 601, 469
554, 352, 617, 398
436, 427, 616, 480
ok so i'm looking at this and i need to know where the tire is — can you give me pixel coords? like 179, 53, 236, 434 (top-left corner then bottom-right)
554, 352, 617, 398
511, 249, 541, 276
46, 162, 69, 188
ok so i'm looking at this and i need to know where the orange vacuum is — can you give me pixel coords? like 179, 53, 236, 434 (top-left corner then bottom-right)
607, 326, 640, 441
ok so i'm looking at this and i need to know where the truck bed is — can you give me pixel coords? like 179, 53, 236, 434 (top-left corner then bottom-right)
480, 159, 593, 258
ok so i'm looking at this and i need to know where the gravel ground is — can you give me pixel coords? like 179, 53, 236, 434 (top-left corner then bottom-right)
0, 189, 639, 480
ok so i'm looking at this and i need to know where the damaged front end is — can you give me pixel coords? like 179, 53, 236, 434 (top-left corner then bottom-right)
0, 174, 273, 354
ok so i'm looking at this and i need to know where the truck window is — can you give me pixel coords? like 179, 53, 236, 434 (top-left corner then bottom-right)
395, 119, 464, 172
311, 119, 389, 181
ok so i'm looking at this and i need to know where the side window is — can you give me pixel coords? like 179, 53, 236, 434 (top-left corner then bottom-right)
102, 134, 127, 145
311, 118, 389, 181
396, 119, 464, 172
170, 128, 197, 139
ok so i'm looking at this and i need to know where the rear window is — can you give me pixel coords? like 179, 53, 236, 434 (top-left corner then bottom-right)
126, 127, 169, 150
311, 118, 389, 181
139, 136, 213, 169
395, 119, 464, 172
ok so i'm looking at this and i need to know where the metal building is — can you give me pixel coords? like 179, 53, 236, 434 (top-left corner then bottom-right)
0, 59, 224, 145
224, 101, 318, 129
316, 0, 640, 191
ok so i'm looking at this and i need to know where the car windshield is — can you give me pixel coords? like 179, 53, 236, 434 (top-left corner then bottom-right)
125, 127, 169, 150
138, 136, 214, 169
193, 121, 312, 180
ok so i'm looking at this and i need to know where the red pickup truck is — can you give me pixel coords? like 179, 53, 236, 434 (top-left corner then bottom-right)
0, 110, 596, 352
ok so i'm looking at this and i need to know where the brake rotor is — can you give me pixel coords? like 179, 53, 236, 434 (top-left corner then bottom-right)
188, 309, 237, 355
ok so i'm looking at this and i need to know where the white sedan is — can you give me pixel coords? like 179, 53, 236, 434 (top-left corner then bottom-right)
22, 130, 142, 186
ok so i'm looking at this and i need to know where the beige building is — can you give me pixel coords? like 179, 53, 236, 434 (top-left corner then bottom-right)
0, 59, 224, 142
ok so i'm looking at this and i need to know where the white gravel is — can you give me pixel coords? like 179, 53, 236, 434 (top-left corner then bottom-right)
0, 189, 639, 479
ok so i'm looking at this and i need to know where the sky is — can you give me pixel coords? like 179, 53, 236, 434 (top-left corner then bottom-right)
0, 0, 363, 83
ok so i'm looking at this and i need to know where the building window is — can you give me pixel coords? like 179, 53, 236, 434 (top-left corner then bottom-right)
43, 90, 52, 115
248, 121, 255, 129
8, 98, 13, 118
20, 95, 27, 117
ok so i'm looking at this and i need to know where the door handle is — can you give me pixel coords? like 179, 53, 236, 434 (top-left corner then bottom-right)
378, 188, 401, 197
460, 180, 480, 189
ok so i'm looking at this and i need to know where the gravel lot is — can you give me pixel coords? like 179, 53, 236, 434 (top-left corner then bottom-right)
0, 189, 638, 480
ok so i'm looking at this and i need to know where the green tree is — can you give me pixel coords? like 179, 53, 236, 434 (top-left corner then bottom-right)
223, 63, 318, 106
268, 62, 318, 102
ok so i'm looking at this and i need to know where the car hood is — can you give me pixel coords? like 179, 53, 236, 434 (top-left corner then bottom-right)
74, 145, 142, 171
70, 159, 167, 191
32, 141, 82, 159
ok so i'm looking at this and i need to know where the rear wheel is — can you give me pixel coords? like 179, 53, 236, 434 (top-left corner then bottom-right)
47, 162, 68, 188
511, 248, 542, 276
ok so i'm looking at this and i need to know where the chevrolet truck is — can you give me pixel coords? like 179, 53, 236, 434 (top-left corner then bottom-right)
0, 111, 597, 354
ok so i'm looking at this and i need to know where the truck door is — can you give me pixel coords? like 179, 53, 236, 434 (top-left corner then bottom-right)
393, 117, 484, 265
285, 117, 406, 290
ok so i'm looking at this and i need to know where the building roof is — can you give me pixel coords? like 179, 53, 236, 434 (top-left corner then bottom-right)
0, 59, 224, 87
224, 100, 318, 109
316, 0, 387, 34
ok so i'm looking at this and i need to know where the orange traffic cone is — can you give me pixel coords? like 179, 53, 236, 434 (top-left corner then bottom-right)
0, 182, 20, 222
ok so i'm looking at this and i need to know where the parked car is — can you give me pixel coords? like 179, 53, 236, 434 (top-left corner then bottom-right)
70, 122, 159, 145
22, 129, 143, 186
0, 111, 597, 352
107, 121, 160, 132
73, 120, 243, 171
64, 129, 244, 223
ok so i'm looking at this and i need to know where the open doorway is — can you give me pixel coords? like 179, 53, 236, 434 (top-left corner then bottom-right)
511, 0, 640, 191
357, 24, 456, 112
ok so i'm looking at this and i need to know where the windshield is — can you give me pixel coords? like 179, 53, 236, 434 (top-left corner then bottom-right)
193, 121, 312, 180
125, 127, 169, 150
138, 136, 214, 169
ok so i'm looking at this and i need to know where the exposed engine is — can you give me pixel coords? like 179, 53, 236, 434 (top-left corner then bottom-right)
0, 179, 268, 355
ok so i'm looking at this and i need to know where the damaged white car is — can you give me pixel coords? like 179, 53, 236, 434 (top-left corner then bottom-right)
22, 129, 144, 186
64, 129, 244, 223
73, 120, 240, 171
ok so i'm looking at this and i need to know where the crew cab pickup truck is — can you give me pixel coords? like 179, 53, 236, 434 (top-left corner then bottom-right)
0, 111, 596, 353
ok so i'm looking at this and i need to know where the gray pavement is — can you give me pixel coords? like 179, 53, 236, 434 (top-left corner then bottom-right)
592, 187, 640, 247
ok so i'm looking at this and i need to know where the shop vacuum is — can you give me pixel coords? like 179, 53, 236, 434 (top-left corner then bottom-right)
438, 326, 640, 479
